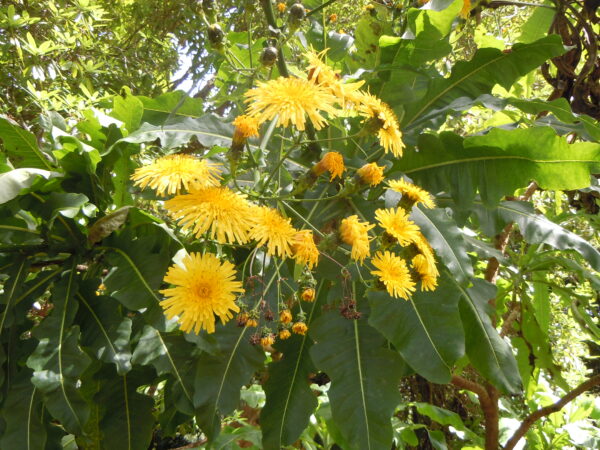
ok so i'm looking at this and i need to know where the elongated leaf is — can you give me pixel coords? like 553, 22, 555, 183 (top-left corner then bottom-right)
76, 287, 132, 375
261, 297, 322, 449
368, 271, 464, 384
401, 35, 566, 127
410, 206, 473, 286
93, 366, 154, 450
310, 313, 403, 450
0, 257, 30, 334
0, 116, 54, 169
456, 278, 522, 394
131, 325, 197, 415
26, 265, 91, 435
414, 402, 481, 443
473, 200, 600, 271
116, 115, 233, 150
136, 91, 204, 125
399, 128, 600, 207
193, 322, 264, 440
0, 168, 59, 205
0, 375, 48, 450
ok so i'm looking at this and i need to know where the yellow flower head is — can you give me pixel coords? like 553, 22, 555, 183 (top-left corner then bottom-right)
164, 187, 253, 244
370, 251, 416, 300
279, 329, 291, 340
329, 13, 337, 23
277, 2, 286, 12
280, 309, 293, 324
159, 252, 243, 334
357, 162, 385, 186
244, 77, 339, 131
460, 0, 471, 19
261, 335, 275, 347
232, 114, 260, 143
340, 215, 374, 263
292, 230, 319, 269
412, 254, 439, 291
375, 207, 421, 246
387, 179, 435, 209
301, 287, 316, 302
312, 151, 345, 181
249, 206, 297, 258
292, 321, 308, 335
131, 154, 221, 196
246, 318, 259, 328
306, 49, 364, 102
413, 232, 436, 267
355, 92, 405, 157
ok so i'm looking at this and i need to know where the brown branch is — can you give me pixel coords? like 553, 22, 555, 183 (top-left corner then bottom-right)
504, 375, 600, 450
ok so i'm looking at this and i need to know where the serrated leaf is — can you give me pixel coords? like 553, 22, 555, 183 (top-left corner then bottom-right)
399, 128, 600, 207
456, 278, 522, 394
0, 116, 54, 169
131, 325, 196, 414
76, 286, 132, 375
116, 115, 233, 150
401, 35, 566, 127
261, 297, 322, 449
192, 322, 264, 440
310, 312, 403, 450
410, 206, 474, 286
0, 168, 60, 204
368, 271, 464, 384
26, 265, 91, 435
0, 375, 48, 450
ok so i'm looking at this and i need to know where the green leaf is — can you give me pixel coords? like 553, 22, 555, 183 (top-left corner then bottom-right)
111, 95, 143, 134
475, 201, 600, 271
192, 322, 264, 440
456, 278, 522, 394
517, 6, 556, 44
136, 91, 204, 125
0, 116, 54, 170
368, 271, 464, 384
26, 265, 91, 435
131, 325, 196, 415
0, 168, 59, 205
400, 128, 600, 207
88, 206, 133, 244
93, 366, 155, 450
414, 402, 478, 441
0, 257, 30, 334
116, 115, 233, 150
401, 35, 566, 127
261, 297, 322, 449
410, 206, 474, 286
0, 375, 48, 450
76, 287, 132, 375
310, 312, 404, 450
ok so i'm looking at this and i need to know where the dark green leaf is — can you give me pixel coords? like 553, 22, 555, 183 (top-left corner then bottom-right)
0, 257, 30, 334
310, 312, 403, 450
368, 271, 464, 384
0, 116, 54, 170
457, 278, 522, 394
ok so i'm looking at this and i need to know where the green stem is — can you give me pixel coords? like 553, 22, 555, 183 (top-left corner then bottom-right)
306, 0, 341, 17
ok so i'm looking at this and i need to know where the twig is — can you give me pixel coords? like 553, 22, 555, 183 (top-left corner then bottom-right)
503, 375, 600, 450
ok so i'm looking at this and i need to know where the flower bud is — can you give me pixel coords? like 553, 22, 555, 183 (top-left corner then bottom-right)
207, 24, 224, 47
260, 46, 278, 67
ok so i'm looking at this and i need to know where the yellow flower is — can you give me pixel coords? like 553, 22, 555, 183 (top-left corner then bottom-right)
412, 254, 439, 291
413, 232, 436, 267
246, 318, 259, 328
301, 287, 315, 302
159, 252, 243, 334
357, 162, 385, 186
370, 251, 416, 300
279, 328, 291, 340
355, 92, 405, 157
131, 154, 221, 196
340, 215, 374, 263
292, 230, 319, 268
292, 322, 308, 335
232, 114, 260, 143
280, 309, 293, 324
164, 187, 253, 244
249, 206, 297, 258
329, 13, 337, 22
261, 335, 275, 347
460, 0, 471, 19
244, 77, 339, 131
277, 2, 286, 12
312, 151, 345, 181
387, 179, 435, 209
306, 49, 364, 102
375, 207, 421, 246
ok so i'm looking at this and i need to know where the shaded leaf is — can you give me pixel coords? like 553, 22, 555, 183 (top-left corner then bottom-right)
88, 206, 133, 244
136, 91, 204, 125
310, 312, 403, 450
0, 116, 54, 169
368, 271, 464, 384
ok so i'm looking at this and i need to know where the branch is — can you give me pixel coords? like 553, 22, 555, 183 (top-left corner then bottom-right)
503, 375, 600, 450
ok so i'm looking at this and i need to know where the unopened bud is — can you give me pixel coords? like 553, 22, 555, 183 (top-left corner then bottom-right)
260, 46, 278, 67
